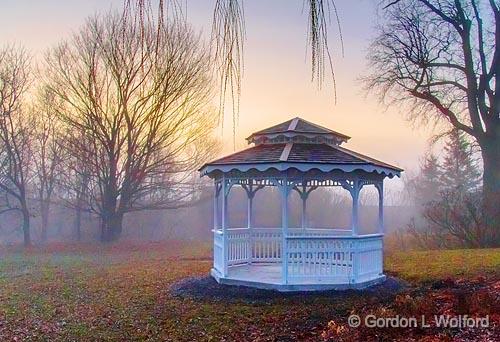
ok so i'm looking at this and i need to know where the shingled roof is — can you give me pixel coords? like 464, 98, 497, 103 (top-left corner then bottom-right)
207, 143, 401, 171
200, 117, 402, 177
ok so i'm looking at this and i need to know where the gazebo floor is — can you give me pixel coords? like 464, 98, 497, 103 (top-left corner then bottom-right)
228, 264, 283, 284
211, 264, 386, 292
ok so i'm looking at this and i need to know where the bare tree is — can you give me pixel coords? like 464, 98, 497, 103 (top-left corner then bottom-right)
32, 87, 66, 242
55, 129, 93, 241
408, 190, 488, 248
0, 45, 33, 246
366, 0, 499, 227
45, 12, 218, 242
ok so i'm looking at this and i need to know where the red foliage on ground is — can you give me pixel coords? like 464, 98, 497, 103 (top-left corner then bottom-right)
321, 276, 500, 341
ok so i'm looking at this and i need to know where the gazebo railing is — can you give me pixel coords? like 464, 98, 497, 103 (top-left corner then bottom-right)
286, 235, 383, 283
226, 229, 252, 265
217, 228, 383, 283
222, 227, 353, 266
251, 228, 282, 263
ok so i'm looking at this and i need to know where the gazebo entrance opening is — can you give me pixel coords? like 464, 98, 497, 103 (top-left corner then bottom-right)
200, 117, 402, 291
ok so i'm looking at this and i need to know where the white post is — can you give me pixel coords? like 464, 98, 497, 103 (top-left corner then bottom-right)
376, 180, 385, 277
213, 182, 219, 230
281, 178, 289, 284
351, 180, 360, 236
301, 194, 307, 231
213, 181, 219, 274
350, 180, 363, 283
247, 184, 254, 264
221, 176, 228, 277
377, 181, 384, 234
247, 194, 253, 229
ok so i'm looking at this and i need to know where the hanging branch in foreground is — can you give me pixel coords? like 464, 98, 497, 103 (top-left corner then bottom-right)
127, 0, 342, 145
212, 0, 245, 148
211, 0, 343, 140
306, 0, 343, 98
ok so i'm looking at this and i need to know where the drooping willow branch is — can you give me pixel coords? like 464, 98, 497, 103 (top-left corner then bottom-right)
125, 0, 343, 146
212, 0, 245, 148
307, 0, 343, 97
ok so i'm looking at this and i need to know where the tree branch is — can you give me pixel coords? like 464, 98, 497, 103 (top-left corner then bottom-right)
409, 88, 476, 136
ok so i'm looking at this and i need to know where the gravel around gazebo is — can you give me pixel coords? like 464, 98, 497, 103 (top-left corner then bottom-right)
170, 276, 408, 303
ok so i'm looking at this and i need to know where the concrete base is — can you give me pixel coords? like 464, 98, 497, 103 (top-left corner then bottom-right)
211, 264, 386, 292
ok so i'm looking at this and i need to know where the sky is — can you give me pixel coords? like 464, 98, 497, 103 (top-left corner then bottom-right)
0, 0, 435, 185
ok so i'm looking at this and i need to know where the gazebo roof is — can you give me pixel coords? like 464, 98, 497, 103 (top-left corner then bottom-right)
200, 117, 403, 178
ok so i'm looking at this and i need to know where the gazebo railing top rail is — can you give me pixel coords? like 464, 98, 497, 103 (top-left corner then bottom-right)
285, 233, 383, 240
220, 227, 352, 232
213, 227, 380, 238
216, 227, 352, 232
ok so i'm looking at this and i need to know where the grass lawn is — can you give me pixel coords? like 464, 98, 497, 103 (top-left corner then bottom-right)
0, 242, 498, 341
385, 248, 500, 283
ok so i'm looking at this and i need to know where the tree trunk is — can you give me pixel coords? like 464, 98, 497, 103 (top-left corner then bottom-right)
111, 213, 124, 241
21, 206, 31, 247
74, 207, 82, 241
481, 138, 500, 246
40, 201, 50, 243
100, 211, 124, 243
100, 218, 108, 242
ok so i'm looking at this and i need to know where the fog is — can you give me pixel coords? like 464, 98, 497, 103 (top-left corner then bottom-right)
0, 183, 416, 245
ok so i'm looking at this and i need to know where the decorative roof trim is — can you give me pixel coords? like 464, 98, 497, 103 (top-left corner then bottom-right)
246, 131, 348, 143
200, 162, 401, 178
247, 130, 350, 141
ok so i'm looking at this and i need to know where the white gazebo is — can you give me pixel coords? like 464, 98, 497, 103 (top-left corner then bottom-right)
200, 117, 402, 291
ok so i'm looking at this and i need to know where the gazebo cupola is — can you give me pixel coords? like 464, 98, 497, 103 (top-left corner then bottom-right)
200, 117, 402, 291
246, 117, 350, 146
